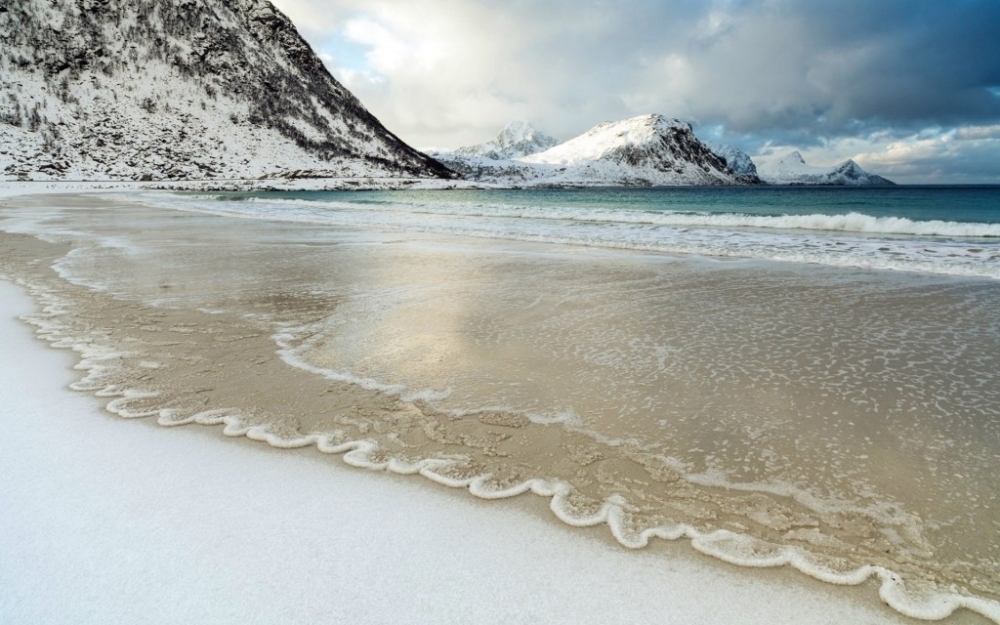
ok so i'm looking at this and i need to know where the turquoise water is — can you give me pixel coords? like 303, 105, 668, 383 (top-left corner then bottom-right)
265, 185, 1000, 225
169, 185, 1000, 280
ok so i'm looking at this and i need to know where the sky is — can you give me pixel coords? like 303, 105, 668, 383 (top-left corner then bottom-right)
271, 0, 1000, 184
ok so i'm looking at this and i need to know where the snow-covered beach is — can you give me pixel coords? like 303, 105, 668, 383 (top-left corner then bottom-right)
3, 187, 999, 624
0, 279, 917, 625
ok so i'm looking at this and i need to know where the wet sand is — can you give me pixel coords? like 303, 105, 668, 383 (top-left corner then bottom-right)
1, 190, 998, 623
1, 278, 929, 624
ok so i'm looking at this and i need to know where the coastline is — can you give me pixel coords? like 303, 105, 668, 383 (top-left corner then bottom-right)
2, 186, 998, 624
0, 178, 479, 197
0, 277, 919, 624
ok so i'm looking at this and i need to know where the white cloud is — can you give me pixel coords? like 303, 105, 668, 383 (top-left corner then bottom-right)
270, 0, 349, 37
342, 18, 429, 75
955, 124, 1000, 141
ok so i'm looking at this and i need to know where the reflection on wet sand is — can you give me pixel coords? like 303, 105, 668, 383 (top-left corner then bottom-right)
2, 193, 999, 622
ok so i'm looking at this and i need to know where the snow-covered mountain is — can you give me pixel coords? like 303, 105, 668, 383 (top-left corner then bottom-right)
707, 143, 758, 178
0, 0, 453, 181
451, 121, 558, 160
757, 151, 894, 186
435, 114, 759, 186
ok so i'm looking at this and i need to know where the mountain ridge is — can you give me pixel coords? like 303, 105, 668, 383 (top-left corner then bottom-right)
706, 143, 759, 178
435, 114, 759, 186
0, 0, 453, 181
450, 121, 558, 160
757, 151, 894, 185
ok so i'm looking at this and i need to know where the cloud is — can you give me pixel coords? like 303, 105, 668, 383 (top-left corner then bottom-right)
751, 124, 1000, 184
270, 0, 350, 37
273, 0, 1000, 182
862, 126, 1000, 184
955, 124, 1000, 141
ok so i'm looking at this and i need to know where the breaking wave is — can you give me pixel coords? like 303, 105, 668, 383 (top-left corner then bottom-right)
599, 210, 1000, 237
231, 196, 1000, 237
134, 192, 1000, 280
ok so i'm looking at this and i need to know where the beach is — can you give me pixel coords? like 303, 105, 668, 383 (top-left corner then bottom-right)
0, 277, 927, 625
2, 187, 999, 623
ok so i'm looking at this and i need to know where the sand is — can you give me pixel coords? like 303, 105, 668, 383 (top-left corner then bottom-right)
4, 186, 997, 624
0, 280, 923, 624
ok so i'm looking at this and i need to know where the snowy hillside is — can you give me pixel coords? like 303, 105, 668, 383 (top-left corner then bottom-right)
0, 0, 453, 181
436, 114, 758, 186
757, 152, 894, 186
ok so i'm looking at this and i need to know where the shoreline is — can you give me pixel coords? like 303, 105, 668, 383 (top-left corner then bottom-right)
0, 277, 923, 624
6, 179, 996, 201
2, 187, 998, 624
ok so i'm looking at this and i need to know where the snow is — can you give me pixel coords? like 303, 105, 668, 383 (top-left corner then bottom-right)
757, 151, 894, 185
522, 114, 691, 166
447, 120, 558, 160
0, 0, 450, 182
708, 142, 759, 178
436, 114, 747, 187
494, 120, 558, 154
762, 151, 822, 177
0, 277, 918, 625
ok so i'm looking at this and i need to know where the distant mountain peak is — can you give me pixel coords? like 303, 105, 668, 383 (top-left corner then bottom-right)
779, 151, 807, 165
759, 151, 894, 186
450, 121, 558, 160
524, 114, 692, 164
494, 121, 547, 146
707, 143, 759, 178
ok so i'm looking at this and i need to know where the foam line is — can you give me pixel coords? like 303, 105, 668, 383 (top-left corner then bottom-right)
8, 274, 1000, 624
128, 192, 1000, 281
178, 194, 1000, 238
0, 275, 935, 625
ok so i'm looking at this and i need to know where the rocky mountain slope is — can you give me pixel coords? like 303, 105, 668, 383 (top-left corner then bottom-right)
0, 0, 453, 181
707, 143, 758, 178
757, 151, 894, 186
435, 114, 759, 186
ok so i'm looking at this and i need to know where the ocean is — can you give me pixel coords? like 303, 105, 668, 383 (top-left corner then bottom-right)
2, 185, 999, 622
173, 185, 1000, 279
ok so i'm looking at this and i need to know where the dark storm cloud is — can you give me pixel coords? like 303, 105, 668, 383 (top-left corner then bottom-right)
771, 0, 1000, 127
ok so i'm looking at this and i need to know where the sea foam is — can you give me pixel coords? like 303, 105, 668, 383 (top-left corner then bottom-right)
137, 192, 1000, 280
8, 274, 1000, 624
